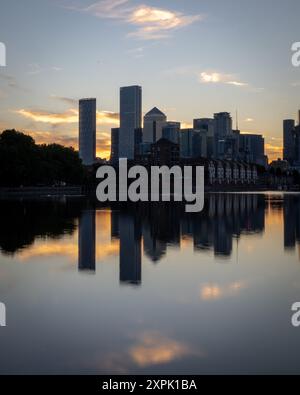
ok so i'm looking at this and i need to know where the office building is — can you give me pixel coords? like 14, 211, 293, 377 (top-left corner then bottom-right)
110, 128, 119, 164
180, 129, 195, 158
134, 127, 143, 157
194, 118, 215, 135
143, 107, 167, 143
162, 121, 180, 144
214, 112, 232, 138
151, 138, 180, 166
239, 134, 265, 166
119, 86, 142, 160
283, 119, 296, 163
79, 98, 96, 166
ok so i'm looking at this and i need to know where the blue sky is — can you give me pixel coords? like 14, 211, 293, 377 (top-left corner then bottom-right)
0, 0, 299, 158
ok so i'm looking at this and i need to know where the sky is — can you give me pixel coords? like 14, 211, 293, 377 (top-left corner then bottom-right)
0, 0, 299, 160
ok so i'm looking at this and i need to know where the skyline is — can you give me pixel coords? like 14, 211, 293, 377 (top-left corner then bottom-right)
0, 0, 300, 160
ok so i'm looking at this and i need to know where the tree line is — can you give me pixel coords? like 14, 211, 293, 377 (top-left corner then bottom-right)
0, 129, 87, 187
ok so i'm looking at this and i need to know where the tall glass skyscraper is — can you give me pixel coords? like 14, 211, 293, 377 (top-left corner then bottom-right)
119, 86, 142, 160
283, 119, 295, 163
79, 98, 96, 165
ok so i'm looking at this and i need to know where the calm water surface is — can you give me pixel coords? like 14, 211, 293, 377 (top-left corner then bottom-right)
0, 193, 300, 374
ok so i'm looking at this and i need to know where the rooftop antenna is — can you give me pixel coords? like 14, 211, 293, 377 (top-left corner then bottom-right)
236, 109, 239, 131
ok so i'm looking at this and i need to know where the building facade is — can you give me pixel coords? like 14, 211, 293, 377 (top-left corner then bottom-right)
119, 85, 142, 160
110, 127, 119, 164
162, 121, 180, 144
143, 107, 167, 144
283, 119, 296, 164
79, 98, 96, 166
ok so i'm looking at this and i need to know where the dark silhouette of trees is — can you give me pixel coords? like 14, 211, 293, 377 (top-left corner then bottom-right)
0, 129, 87, 186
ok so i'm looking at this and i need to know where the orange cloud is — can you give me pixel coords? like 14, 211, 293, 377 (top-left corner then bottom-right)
129, 331, 195, 367
128, 6, 203, 39
17, 108, 119, 126
77, 0, 203, 40
200, 281, 246, 300
25, 129, 111, 159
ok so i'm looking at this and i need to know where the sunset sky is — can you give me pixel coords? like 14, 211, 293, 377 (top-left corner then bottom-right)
0, 0, 299, 160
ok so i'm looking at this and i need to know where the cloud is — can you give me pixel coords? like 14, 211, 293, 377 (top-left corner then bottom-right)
50, 95, 78, 106
17, 109, 78, 124
23, 129, 111, 159
200, 281, 246, 301
27, 63, 63, 75
127, 6, 203, 40
129, 331, 200, 367
0, 74, 28, 91
83, 0, 130, 18
199, 72, 248, 87
73, 0, 203, 40
16, 108, 119, 125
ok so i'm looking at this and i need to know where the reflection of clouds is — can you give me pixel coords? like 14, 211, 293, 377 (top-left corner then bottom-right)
17, 240, 119, 262
92, 330, 203, 373
129, 331, 199, 367
18, 242, 77, 262
200, 281, 246, 300
15, 210, 120, 263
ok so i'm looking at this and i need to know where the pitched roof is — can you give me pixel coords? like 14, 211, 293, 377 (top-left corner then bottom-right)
145, 107, 166, 117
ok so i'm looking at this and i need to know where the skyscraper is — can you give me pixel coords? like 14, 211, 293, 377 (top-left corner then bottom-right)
119, 212, 142, 285
193, 118, 215, 158
110, 127, 119, 164
214, 112, 233, 138
239, 134, 265, 166
79, 98, 96, 166
143, 107, 167, 143
162, 121, 180, 144
119, 86, 142, 160
78, 209, 96, 272
283, 119, 295, 163
214, 112, 232, 158
180, 129, 195, 158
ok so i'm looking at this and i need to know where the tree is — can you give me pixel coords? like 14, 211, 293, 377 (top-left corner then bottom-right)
0, 129, 87, 187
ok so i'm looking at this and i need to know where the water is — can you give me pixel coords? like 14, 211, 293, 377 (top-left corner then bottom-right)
0, 193, 300, 374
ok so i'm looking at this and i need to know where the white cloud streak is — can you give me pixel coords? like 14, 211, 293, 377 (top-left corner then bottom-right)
73, 0, 203, 40
199, 71, 248, 87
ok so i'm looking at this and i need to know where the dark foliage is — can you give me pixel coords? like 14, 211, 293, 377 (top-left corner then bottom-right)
0, 129, 87, 186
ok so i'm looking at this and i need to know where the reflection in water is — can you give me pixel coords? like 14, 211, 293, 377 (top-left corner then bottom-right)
78, 210, 96, 273
2, 194, 300, 279
1, 193, 300, 374
119, 212, 142, 286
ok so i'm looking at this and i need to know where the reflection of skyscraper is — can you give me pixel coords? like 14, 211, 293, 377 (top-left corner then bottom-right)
78, 210, 96, 272
283, 119, 295, 163
143, 224, 166, 263
284, 195, 297, 249
119, 212, 142, 285
111, 210, 119, 240
119, 86, 142, 160
79, 98, 96, 165
110, 128, 119, 164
